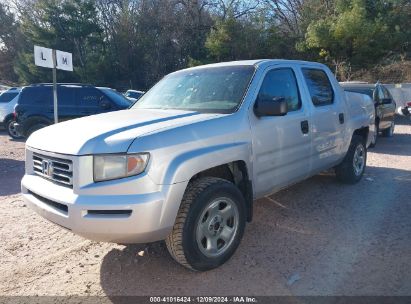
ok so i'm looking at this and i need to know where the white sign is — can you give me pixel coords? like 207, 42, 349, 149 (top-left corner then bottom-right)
34, 46, 53, 68
56, 50, 73, 71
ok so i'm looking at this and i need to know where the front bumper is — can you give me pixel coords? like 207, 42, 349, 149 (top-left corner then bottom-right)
21, 148, 187, 243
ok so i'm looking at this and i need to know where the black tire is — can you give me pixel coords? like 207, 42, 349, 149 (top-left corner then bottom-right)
166, 177, 246, 271
5, 119, 23, 139
335, 135, 367, 184
381, 121, 395, 137
26, 123, 48, 138
369, 121, 378, 148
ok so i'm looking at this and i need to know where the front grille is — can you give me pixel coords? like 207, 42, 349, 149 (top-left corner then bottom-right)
32, 153, 73, 187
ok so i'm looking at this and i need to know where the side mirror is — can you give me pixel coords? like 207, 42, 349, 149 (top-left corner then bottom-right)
380, 98, 392, 105
254, 96, 288, 117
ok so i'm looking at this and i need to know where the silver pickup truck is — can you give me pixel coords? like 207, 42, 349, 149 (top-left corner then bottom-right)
22, 60, 375, 271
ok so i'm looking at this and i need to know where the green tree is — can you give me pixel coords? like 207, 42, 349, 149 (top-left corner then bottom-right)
300, 0, 411, 77
15, 0, 105, 84
0, 3, 20, 82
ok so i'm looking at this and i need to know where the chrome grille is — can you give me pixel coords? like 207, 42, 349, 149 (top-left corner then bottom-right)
32, 153, 73, 187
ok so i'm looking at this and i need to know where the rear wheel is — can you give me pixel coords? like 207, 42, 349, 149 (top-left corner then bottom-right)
335, 135, 367, 184
381, 121, 395, 137
6, 119, 23, 139
166, 177, 246, 271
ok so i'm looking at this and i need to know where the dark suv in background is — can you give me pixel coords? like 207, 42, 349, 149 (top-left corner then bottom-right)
340, 82, 396, 146
15, 84, 131, 138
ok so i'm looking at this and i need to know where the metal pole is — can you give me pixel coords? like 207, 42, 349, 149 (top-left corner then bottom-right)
52, 49, 58, 124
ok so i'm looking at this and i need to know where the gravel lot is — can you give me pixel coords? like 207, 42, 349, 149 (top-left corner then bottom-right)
0, 117, 410, 297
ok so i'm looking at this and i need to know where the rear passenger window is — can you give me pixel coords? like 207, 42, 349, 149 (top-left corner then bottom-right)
258, 68, 301, 112
302, 69, 334, 106
77, 88, 104, 107
20, 87, 52, 105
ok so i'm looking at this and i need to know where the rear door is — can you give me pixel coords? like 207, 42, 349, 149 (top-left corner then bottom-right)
250, 65, 312, 196
300, 67, 346, 174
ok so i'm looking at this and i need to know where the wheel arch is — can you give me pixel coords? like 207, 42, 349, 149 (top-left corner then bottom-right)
353, 126, 369, 146
20, 115, 52, 137
188, 161, 254, 222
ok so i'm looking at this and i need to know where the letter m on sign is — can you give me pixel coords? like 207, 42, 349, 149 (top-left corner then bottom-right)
56, 50, 73, 71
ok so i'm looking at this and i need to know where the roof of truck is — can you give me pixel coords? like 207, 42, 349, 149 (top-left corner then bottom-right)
178, 59, 328, 73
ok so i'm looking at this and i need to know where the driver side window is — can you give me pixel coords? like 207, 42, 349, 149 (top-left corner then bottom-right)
258, 68, 301, 112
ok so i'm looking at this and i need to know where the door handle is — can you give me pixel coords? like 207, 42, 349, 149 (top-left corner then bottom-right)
301, 120, 309, 134
339, 113, 345, 124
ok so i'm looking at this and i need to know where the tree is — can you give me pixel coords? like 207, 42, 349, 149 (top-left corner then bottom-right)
300, 0, 411, 78
15, 0, 105, 84
0, 2, 20, 82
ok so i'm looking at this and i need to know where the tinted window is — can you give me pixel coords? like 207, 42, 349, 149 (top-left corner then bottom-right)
258, 68, 301, 112
377, 86, 385, 102
381, 86, 392, 100
100, 88, 131, 108
0, 92, 18, 103
20, 87, 52, 105
76, 88, 104, 107
302, 69, 334, 106
125, 91, 143, 99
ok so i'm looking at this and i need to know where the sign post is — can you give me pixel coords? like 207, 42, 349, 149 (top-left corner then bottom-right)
52, 49, 58, 123
34, 46, 73, 124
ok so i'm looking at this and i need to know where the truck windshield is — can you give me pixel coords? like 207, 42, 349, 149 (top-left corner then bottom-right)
133, 66, 255, 113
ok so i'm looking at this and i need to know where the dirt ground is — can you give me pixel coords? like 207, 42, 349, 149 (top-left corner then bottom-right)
0, 117, 410, 297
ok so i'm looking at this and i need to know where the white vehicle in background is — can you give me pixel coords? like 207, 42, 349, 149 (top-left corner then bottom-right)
124, 89, 145, 102
0, 87, 22, 139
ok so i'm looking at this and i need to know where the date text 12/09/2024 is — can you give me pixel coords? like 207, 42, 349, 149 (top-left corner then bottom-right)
149, 296, 257, 303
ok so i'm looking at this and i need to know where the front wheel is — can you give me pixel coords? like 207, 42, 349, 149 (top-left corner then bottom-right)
166, 177, 246, 271
335, 135, 367, 184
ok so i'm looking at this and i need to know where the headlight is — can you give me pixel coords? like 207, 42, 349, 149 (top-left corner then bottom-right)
94, 153, 149, 182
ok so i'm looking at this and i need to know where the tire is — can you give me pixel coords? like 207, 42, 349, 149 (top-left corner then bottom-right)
381, 121, 395, 137
5, 119, 23, 139
335, 135, 367, 184
26, 123, 48, 138
166, 177, 246, 271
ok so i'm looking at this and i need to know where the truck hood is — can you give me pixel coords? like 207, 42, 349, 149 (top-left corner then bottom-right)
26, 109, 223, 155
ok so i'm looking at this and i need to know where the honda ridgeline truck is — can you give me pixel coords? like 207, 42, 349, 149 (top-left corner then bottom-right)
21, 60, 375, 271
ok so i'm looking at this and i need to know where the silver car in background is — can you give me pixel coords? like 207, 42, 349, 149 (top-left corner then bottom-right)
0, 87, 22, 139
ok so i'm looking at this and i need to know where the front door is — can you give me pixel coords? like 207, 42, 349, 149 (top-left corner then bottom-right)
250, 66, 312, 197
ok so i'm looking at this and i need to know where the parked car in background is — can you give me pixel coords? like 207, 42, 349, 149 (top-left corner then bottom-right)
340, 82, 396, 146
22, 60, 375, 271
398, 101, 411, 117
14, 84, 131, 138
124, 89, 145, 102
344, 91, 377, 146
0, 87, 22, 139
